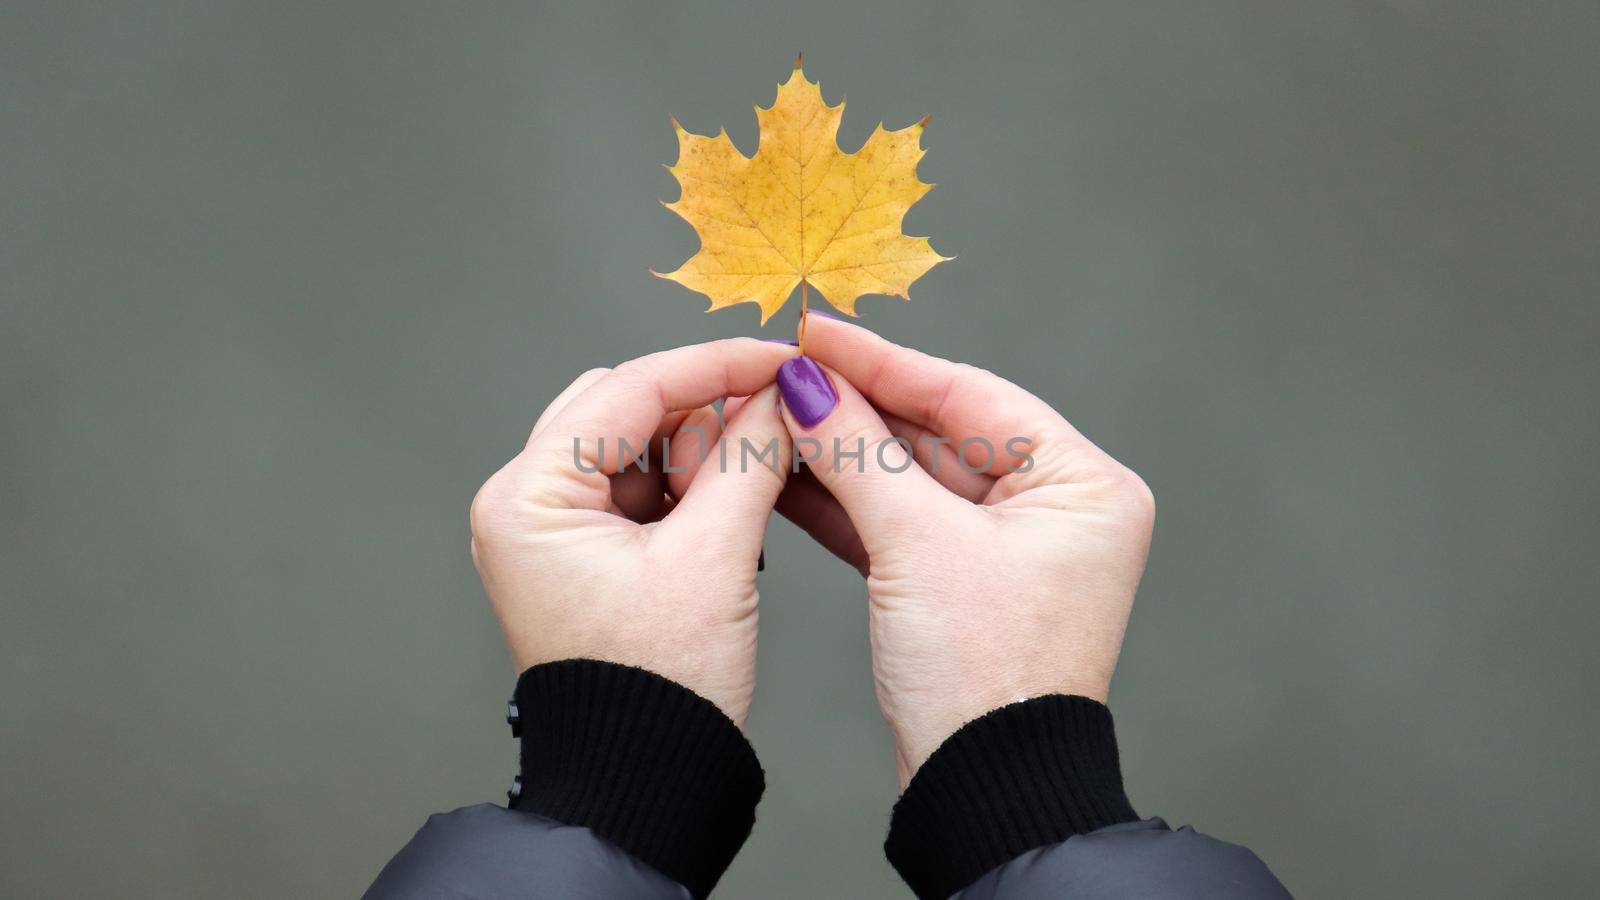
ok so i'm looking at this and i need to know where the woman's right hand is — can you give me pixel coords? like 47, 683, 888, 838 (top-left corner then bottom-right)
469, 339, 795, 727
770, 317, 1157, 786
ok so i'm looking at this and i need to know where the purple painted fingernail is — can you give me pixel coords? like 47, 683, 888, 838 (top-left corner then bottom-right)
808, 308, 842, 321
764, 338, 799, 346
777, 356, 837, 428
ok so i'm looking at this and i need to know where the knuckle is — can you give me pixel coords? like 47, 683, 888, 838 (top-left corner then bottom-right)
830, 419, 885, 459
611, 358, 658, 386
1022, 435, 1088, 484
467, 487, 497, 539
469, 467, 519, 537
746, 449, 790, 493
606, 361, 665, 405
1115, 466, 1156, 524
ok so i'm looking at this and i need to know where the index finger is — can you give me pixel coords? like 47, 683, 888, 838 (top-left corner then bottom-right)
531, 338, 795, 478
800, 317, 1090, 476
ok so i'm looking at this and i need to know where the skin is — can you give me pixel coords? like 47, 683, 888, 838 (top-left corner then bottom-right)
469, 339, 795, 727
469, 321, 1155, 788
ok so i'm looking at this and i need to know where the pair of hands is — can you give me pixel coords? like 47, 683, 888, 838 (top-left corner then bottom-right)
469, 315, 1154, 786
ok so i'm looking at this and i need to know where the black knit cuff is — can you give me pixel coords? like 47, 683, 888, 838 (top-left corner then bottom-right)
510, 659, 764, 899
885, 695, 1138, 900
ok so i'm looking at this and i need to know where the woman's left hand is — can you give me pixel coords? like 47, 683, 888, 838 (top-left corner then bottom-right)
469, 339, 796, 726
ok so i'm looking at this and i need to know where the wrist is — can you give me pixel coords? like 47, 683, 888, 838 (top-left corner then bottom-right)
891, 678, 1115, 788
893, 726, 946, 790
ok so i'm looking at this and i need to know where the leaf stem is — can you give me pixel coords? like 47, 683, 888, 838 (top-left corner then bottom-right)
799, 280, 809, 354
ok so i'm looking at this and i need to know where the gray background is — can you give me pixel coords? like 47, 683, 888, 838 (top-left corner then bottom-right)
3, 1, 1597, 897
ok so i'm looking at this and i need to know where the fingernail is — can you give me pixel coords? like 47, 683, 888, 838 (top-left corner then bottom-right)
757, 548, 766, 572
764, 338, 799, 346
777, 355, 837, 428
808, 308, 842, 321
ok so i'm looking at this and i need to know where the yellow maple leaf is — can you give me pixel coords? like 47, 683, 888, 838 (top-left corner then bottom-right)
653, 57, 950, 327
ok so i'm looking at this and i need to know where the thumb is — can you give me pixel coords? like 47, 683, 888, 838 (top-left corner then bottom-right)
775, 356, 949, 548
661, 384, 790, 555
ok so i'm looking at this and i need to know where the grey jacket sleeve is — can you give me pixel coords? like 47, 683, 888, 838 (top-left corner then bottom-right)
365, 661, 763, 900
365, 804, 689, 900
955, 819, 1289, 900
887, 696, 1289, 899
